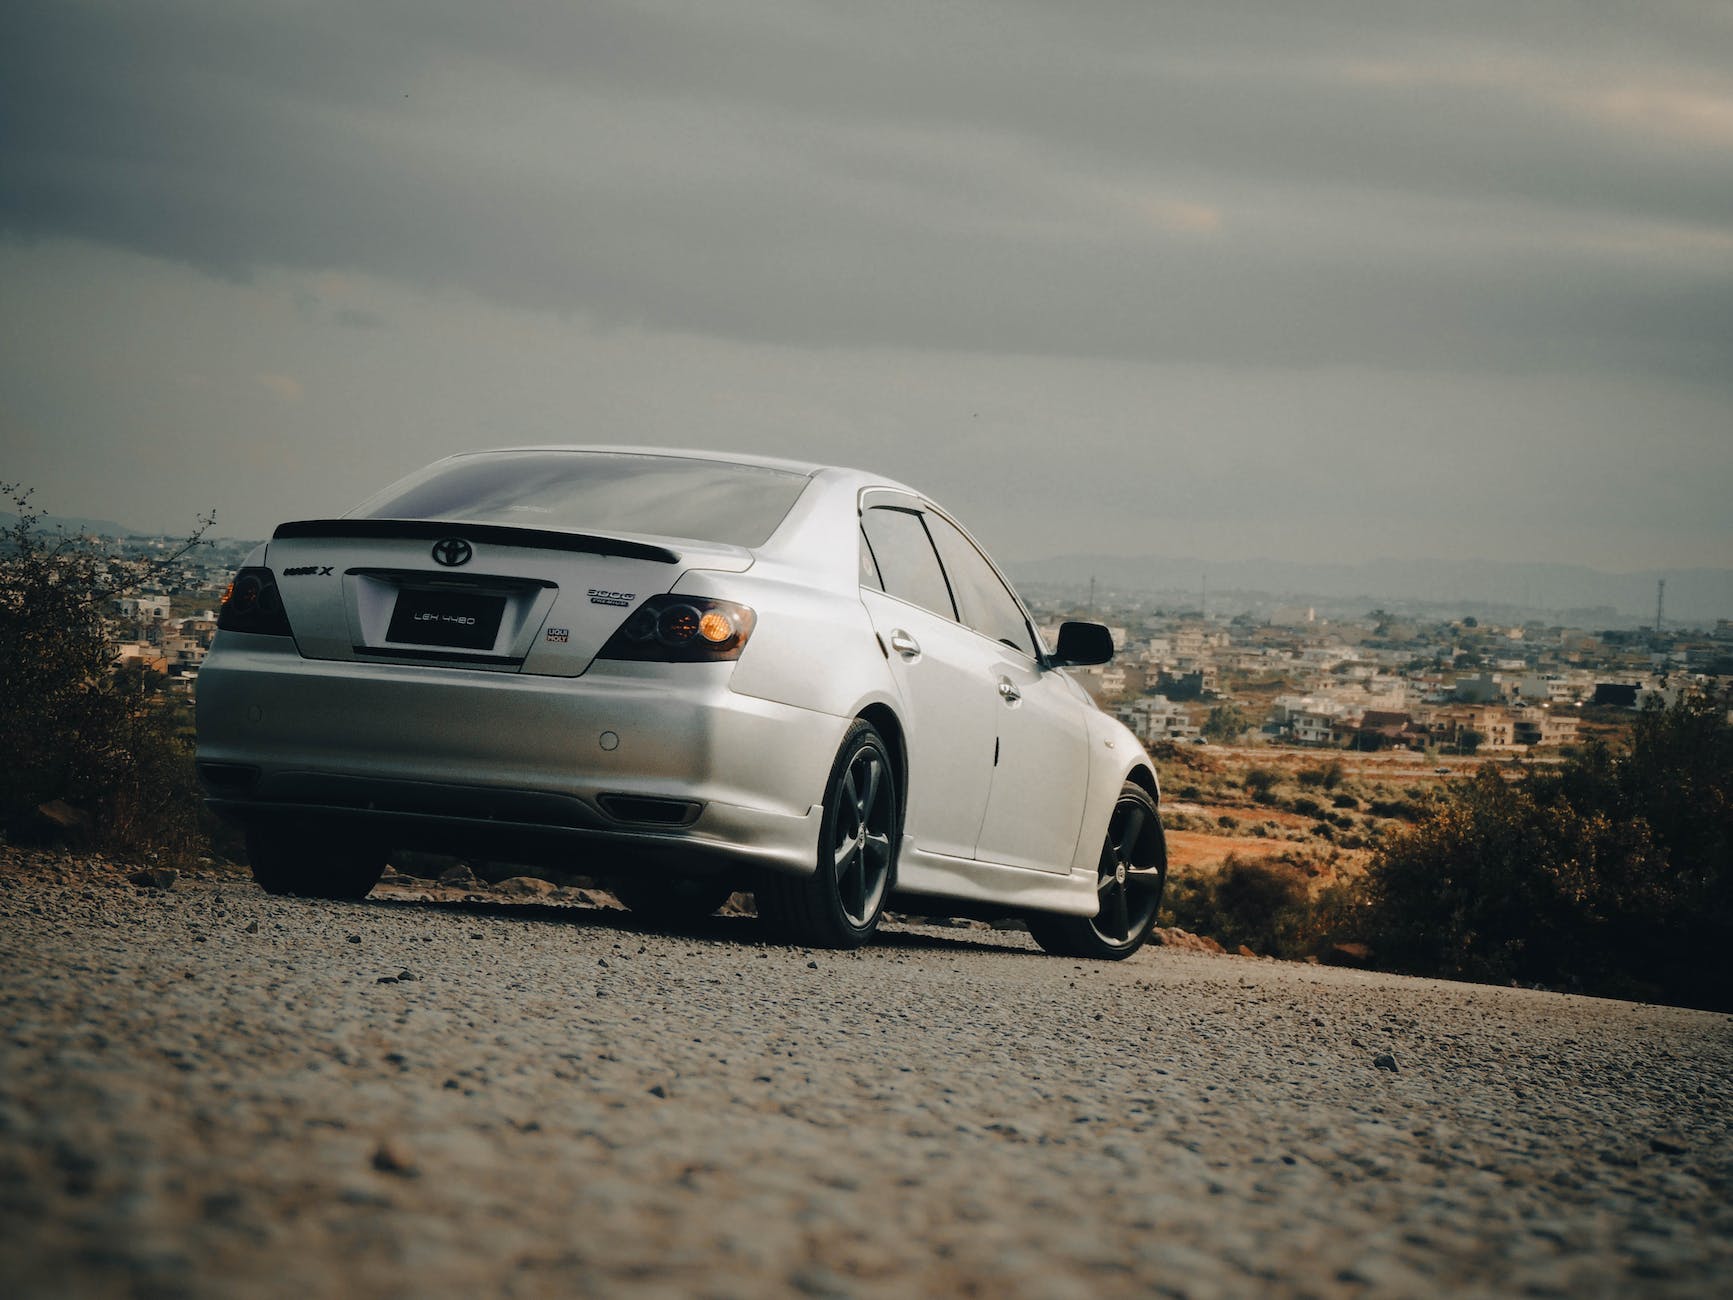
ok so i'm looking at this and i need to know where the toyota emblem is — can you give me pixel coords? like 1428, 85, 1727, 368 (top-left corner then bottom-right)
431, 538, 473, 567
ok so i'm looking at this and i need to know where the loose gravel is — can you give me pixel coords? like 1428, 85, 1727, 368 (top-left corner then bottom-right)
2, 849, 1729, 1298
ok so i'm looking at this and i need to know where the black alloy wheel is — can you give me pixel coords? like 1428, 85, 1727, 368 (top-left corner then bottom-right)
756, 719, 899, 948
1027, 782, 1166, 960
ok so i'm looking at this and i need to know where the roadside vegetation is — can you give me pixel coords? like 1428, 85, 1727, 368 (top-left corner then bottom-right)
1361, 691, 1732, 1008
1159, 692, 1733, 1009
1, 485, 214, 864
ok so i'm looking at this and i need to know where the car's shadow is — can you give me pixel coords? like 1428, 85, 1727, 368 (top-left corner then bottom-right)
365, 890, 1044, 957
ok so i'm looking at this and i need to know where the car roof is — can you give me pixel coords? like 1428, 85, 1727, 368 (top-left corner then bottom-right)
454, 444, 832, 478
453, 444, 927, 502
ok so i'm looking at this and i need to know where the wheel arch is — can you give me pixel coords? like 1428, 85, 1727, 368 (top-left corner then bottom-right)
1124, 762, 1159, 804
1124, 764, 1167, 874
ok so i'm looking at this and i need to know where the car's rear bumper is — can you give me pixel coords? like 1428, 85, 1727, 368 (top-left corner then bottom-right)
195, 633, 842, 875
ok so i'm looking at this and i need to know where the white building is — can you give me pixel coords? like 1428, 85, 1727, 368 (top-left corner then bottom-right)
1117, 696, 1200, 744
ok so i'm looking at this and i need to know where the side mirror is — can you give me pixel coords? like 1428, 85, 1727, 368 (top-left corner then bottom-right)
1050, 620, 1114, 667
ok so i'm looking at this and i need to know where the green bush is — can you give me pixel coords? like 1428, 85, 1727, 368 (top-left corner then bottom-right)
1161, 853, 1356, 958
1361, 690, 1733, 1009
1244, 766, 1281, 803
1295, 760, 1345, 791
1202, 704, 1249, 743
0, 486, 213, 863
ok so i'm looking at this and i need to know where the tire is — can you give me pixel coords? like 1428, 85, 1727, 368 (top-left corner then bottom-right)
756, 719, 899, 949
1027, 782, 1166, 960
246, 824, 386, 901
611, 875, 736, 923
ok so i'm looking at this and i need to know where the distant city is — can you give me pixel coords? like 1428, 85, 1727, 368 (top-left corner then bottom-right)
1019, 578, 1731, 756
17, 514, 1732, 754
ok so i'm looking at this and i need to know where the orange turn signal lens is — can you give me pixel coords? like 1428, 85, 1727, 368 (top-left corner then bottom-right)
697, 610, 734, 643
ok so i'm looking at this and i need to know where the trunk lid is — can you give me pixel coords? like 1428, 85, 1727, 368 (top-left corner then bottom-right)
265, 519, 751, 677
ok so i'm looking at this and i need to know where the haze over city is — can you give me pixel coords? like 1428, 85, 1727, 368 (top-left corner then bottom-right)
3, 1, 1731, 581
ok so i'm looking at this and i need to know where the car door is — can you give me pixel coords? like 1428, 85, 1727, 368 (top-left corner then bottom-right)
858, 500, 998, 862
920, 510, 1091, 874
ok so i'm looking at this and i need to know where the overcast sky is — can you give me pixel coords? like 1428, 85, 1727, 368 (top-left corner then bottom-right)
2, 0, 1730, 570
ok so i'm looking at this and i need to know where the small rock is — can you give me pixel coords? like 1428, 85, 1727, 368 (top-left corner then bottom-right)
397, 969, 416, 982
128, 866, 178, 890
376, 976, 399, 984
1649, 1135, 1687, 1156
1373, 1052, 1400, 1072
807, 960, 819, 969
1150, 927, 1226, 954
790, 1266, 851, 1299
1236, 944, 1258, 958
370, 1141, 419, 1178
347, 935, 362, 945
648, 1084, 668, 1099
244, 920, 259, 934
494, 875, 557, 897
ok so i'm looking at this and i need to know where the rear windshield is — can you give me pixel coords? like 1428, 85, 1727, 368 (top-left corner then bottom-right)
351, 451, 811, 548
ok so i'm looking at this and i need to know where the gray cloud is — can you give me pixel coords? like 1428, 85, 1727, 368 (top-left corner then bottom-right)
4, 1, 1731, 383
1, 1, 1729, 577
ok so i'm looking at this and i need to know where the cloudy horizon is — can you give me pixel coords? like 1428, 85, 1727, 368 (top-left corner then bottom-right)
3, 1, 1730, 573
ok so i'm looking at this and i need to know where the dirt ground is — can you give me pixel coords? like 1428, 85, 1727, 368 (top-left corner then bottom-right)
4, 847, 1730, 1298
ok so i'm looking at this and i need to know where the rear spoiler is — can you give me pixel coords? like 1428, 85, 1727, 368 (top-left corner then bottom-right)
272, 519, 681, 565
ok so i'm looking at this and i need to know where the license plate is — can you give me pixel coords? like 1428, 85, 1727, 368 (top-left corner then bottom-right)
386, 588, 507, 651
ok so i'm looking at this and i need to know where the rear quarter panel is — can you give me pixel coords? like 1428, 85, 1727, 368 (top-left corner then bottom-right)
714, 471, 900, 722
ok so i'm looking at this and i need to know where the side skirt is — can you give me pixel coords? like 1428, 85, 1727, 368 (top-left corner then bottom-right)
890, 843, 1098, 918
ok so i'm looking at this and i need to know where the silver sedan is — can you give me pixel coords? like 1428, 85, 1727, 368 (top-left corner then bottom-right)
196, 448, 1167, 957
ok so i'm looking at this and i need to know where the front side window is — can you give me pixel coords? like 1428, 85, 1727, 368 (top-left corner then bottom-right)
922, 512, 1039, 658
351, 451, 811, 549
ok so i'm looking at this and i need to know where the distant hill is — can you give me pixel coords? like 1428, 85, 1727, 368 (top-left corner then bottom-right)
1008, 554, 1733, 625
0, 509, 143, 538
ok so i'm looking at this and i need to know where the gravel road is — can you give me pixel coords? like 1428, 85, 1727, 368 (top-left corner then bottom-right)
3, 848, 1730, 1298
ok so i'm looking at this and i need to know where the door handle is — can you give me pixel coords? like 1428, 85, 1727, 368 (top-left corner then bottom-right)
997, 677, 1022, 704
889, 629, 921, 659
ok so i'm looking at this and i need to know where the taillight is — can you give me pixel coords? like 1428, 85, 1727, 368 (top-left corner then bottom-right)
596, 595, 756, 663
217, 567, 293, 637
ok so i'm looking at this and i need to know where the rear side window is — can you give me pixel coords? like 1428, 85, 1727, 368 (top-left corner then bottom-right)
351, 451, 811, 548
923, 512, 1039, 658
861, 507, 955, 618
